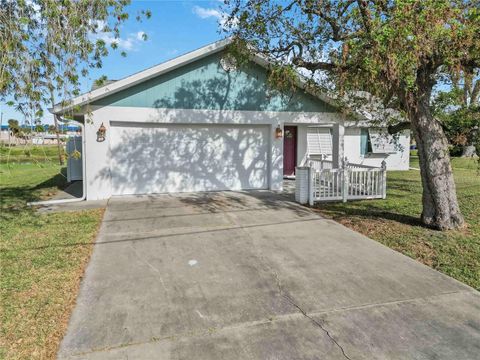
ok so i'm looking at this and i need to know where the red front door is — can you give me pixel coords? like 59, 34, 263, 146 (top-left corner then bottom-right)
283, 126, 297, 176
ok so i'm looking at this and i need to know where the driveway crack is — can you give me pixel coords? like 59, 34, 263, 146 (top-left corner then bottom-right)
128, 243, 169, 295
233, 219, 352, 360
269, 266, 352, 360
283, 293, 352, 360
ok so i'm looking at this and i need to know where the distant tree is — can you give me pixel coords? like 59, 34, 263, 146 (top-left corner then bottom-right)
224, 0, 480, 230
434, 70, 479, 157
34, 124, 45, 133
47, 125, 56, 133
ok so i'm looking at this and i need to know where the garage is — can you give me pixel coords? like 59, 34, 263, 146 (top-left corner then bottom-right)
109, 122, 270, 195
54, 39, 344, 200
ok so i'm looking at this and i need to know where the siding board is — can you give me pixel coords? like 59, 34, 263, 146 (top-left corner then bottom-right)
93, 52, 335, 113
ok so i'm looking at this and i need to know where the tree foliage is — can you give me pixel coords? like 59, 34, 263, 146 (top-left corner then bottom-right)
0, 0, 150, 120
224, 0, 480, 230
225, 0, 479, 108
434, 70, 479, 157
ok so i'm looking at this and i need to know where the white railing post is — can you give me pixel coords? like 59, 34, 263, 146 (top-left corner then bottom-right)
342, 157, 349, 203
308, 164, 314, 206
381, 160, 387, 199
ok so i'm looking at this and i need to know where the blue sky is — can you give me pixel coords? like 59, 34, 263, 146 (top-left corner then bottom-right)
1, 0, 226, 125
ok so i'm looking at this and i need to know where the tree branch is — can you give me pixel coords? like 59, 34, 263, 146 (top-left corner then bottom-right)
357, 0, 373, 34
470, 77, 480, 105
388, 121, 411, 134
304, 0, 357, 41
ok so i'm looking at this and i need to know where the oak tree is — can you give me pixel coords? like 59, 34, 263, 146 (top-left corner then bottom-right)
224, 0, 480, 230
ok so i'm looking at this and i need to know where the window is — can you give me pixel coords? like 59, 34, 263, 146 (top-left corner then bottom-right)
360, 128, 396, 155
360, 129, 371, 156
307, 127, 332, 155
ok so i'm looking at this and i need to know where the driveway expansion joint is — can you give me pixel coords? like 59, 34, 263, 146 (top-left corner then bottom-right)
61, 289, 475, 359
236, 217, 353, 360
59, 192, 480, 359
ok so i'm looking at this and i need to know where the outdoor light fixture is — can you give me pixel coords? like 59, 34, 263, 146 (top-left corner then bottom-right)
275, 125, 283, 139
96, 122, 106, 142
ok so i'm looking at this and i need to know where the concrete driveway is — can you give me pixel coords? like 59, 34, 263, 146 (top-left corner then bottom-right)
58, 191, 480, 359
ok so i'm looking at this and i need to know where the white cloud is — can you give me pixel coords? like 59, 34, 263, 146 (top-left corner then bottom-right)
136, 31, 146, 41
192, 6, 223, 20
192, 5, 236, 28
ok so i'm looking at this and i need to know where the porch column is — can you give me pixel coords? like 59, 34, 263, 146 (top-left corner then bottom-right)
332, 121, 345, 168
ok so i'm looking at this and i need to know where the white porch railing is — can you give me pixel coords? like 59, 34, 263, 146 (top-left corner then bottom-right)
295, 157, 387, 205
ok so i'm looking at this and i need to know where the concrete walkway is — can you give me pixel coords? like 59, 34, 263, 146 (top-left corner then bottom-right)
58, 191, 480, 359
37, 181, 107, 213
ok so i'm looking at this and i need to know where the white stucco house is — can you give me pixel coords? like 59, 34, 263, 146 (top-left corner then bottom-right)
52, 39, 410, 201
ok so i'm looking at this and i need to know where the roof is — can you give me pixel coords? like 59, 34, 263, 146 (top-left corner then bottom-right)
51, 38, 339, 115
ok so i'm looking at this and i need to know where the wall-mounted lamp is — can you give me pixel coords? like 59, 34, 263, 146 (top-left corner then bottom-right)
96, 122, 106, 142
275, 125, 283, 139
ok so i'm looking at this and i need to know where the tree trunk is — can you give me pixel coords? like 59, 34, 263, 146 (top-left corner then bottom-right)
405, 90, 464, 230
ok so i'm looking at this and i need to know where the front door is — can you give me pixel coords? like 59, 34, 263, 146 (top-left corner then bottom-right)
283, 126, 297, 176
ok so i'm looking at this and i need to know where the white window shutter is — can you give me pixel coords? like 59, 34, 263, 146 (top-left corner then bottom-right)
307, 128, 332, 155
368, 128, 396, 153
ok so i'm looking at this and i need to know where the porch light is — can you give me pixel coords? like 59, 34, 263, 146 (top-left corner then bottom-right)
275, 125, 283, 139
97, 122, 106, 142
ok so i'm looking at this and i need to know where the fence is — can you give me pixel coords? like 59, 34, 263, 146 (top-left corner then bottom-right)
295, 157, 387, 205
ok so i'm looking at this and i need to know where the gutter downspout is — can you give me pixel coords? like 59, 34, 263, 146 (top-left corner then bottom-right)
28, 119, 86, 206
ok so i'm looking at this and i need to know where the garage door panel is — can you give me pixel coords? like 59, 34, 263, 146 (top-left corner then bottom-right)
109, 123, 269, 195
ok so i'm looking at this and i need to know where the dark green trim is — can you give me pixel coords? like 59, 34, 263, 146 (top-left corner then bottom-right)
360, 128, 371, 156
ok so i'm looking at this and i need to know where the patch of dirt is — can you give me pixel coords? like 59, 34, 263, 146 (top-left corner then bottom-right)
409, 240, 437, 267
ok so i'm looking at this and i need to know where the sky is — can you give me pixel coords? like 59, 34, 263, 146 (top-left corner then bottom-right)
1, 0, 227, 126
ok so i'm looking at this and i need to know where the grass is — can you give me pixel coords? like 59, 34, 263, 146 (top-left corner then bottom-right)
0, 163, 104, 359
0, 145, 66, 164
0, 154, 478, 358
316, 156, 480, 290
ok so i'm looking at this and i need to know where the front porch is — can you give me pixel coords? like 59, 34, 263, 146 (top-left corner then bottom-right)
282, 122, 388, 205
294, 157, 387, 205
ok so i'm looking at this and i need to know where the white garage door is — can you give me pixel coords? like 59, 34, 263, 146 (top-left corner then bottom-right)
109, 122, 269, 195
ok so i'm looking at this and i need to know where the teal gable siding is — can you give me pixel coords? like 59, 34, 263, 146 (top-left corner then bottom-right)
93, 52, 336, 113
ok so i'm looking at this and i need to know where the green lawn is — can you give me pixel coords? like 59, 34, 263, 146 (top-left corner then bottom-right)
316, 156, 480, 290
0, 163, 104, 359
0, 145, 66, 164
0, 156, 478, 358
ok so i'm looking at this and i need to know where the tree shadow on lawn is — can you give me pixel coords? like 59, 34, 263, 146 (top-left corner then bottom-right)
317, 201, 424, 228
0, 168, 68, 215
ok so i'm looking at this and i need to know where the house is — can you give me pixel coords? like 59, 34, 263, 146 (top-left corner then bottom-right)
52, 39, 410, 201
